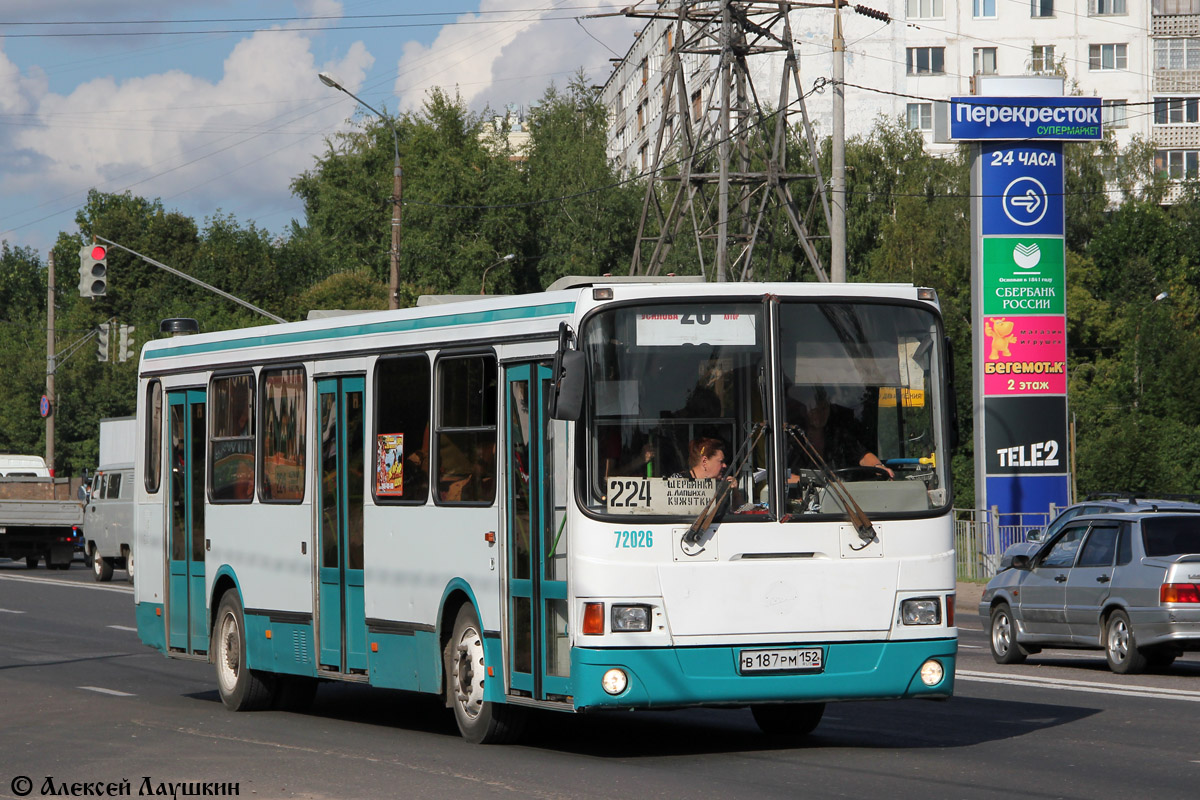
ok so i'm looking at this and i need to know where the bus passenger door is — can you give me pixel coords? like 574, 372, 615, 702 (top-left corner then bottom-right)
167, 389, 207, 655
316, 376, 368, 674
505, 363, 570, 701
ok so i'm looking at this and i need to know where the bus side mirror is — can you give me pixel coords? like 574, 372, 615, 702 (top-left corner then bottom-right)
944, 335, 959, 451
548, 321, 584, 421
549, 350, 585, 421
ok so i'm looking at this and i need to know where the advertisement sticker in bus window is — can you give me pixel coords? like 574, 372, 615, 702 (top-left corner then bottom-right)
376, 433, 405, 496
635, 312, 756, 347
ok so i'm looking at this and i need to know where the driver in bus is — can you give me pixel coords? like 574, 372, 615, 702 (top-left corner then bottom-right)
786, 386, 892, 481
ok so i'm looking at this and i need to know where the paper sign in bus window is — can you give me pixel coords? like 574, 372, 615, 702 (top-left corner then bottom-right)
376, 433, 405, 496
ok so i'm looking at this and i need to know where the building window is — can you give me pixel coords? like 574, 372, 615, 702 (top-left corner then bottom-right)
974, 0, 996, 16
639, 143, 648, 171
1031, 0, 1054, 17
906, 103, 933, 131
906, 47, 945, 75
641, 57, 648, 86
974, 47, 998, 75
906, 0, 943, 17
210, 373, 255, 503
259, 367, 305, 503
436, 354, 497, 505
1154, 96, 1200, 124
1092, 0, 1126, 13
1155, 149, 1200, 180
1155, 38, 1200, 71
375, 355, 431, 505
1089, 43, 1128, 70
1031, 44, 1056, 73
1103, 99, 1128, 128
637, 101, 645, 133
617, 88, 624, 111
144, 380, 162, 494
665, 27, 673, 53
691, 90, 702, 121
1155, 0, 1200, 12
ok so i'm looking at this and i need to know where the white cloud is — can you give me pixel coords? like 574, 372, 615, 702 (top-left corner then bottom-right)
393, 1, 639, 112
2, 28, 372, 228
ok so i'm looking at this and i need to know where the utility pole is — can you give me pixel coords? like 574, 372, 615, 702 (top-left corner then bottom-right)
831, 1, 847, 282
45, 251, 55, 474
618, 1, 888, 282
625, 1, 833, 282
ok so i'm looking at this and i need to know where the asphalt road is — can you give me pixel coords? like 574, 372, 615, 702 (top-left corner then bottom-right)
2, 560, 1199, 800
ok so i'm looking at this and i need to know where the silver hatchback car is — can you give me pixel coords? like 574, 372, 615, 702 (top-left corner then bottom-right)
979, 511, 1200, 673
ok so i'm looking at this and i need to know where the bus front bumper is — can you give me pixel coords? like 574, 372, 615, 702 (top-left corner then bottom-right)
570, 638, 956, 711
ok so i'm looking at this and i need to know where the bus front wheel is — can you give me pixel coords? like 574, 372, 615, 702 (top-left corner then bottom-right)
214, 590, 276, 711
444, 604, 525, 744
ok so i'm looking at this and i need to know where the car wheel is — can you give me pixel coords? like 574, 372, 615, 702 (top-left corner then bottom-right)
445, 604, 525, 744
1104, 610, 1148, 675
989, 604, 1027, 665
92, 547, 113, 582
751, 702, 825, 736
213, 590, 276, 710
122, 545, 134, 585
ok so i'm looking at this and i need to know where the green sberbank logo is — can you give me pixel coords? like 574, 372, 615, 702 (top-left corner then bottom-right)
982, 237, 1064, 315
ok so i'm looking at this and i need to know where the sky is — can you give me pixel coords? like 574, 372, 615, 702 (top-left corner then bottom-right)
0, 1, 641, 257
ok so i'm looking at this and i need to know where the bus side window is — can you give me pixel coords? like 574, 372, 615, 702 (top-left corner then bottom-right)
436, 354, 497, 505
210, 373, 255, 502
374, 355, 431, 504
260, 366, 306, 503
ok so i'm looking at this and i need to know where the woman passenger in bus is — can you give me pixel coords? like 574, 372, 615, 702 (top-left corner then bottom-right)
669, 437, 732, 482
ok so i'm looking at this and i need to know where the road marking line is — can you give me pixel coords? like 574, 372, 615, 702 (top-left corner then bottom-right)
0, 608, 26, 613
108, 625, 138, 632
958, 644, 983, 649
79, 686, 135, 697
0, 574, 133, 593
957, 669, 1200, 702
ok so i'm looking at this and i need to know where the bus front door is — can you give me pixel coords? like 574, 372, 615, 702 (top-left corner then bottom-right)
505, 363, 570, 701
167, 389, 207, 655
316, 376, 368, 674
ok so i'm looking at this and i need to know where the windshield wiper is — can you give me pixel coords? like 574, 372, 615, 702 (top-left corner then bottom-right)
682, 422, 766, 549
786, 425, 877, 547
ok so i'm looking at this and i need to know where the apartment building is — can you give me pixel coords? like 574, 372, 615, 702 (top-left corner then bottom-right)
602, 2, 1198, 183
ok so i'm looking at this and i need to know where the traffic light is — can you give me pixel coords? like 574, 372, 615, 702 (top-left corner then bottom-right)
118, 324, 135, 362
97, 324, 110, 362
78, 243, 107, 298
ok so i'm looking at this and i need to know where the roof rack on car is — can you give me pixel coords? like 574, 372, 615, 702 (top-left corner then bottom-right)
1084, 492, 1139, 502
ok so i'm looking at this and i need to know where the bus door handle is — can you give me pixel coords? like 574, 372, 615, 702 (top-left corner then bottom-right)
1096, 575, 1110, 583
1054, 574, 1067, 583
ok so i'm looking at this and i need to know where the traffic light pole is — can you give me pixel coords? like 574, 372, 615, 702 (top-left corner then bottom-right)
45, 252, 55, 475
95, 236, 286, 323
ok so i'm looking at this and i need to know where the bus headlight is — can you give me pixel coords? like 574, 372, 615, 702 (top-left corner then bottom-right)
901, 597, 941, 625
920, 659, 945, 686
602, 668, 628, 695
611, 604, 651, 632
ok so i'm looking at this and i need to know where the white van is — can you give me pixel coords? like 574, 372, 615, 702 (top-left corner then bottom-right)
84, 418, 135, 582
0, 454, 52, 478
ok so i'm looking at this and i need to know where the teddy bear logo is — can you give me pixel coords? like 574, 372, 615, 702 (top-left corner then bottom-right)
985, 318, 1017, 360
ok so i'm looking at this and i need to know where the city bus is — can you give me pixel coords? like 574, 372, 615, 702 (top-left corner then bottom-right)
133, 277, 958, 743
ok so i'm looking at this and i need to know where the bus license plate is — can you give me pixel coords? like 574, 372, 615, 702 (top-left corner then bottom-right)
739, 647, 824, 674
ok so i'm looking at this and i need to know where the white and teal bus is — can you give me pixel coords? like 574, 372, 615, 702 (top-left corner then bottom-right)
133, 277, 958, 743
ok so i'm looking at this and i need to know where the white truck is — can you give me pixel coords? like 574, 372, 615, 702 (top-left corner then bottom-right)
0, 455, 85, 569
83, 417, 136, 582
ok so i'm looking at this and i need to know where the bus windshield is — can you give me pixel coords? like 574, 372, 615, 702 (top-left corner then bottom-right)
582, 299, 949, 520
779, 301, 947, 518
582, 302, 769, 519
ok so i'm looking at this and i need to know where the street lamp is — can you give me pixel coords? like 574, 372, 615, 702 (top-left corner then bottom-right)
481, 254, 516, 294
319, 72, 403, 310
1133, 290, 1169, 405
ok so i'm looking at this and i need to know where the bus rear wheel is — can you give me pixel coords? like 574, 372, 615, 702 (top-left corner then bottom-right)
214, 590, 276, 711
751, 702, 825, 736
445, 604, 525, 744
